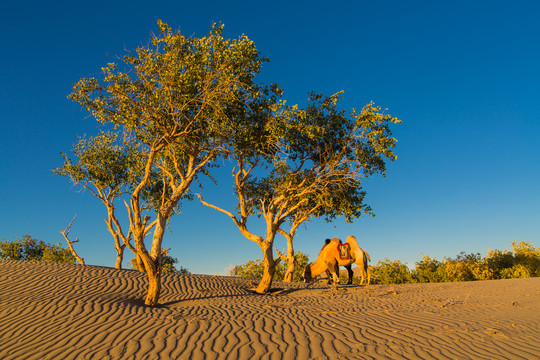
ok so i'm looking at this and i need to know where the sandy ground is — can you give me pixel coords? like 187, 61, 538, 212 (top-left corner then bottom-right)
0, 260, 539, 359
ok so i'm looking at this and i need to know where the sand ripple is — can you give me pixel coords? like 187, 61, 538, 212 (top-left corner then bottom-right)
0, 260, 539, 359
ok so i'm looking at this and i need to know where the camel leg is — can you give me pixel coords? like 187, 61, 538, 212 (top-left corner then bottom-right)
326, 261, 340, 285
353, 259, 364, 285
358, 266, 370, 286
332, 263, 340, 284
345, 265, 353, 284
325, 269, 332, 284
354, 253, 370, 286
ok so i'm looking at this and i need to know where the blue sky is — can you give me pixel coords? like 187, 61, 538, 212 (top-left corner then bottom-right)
1, 1, 538, 275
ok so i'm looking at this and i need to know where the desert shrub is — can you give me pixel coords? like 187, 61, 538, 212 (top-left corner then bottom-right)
0, 235, 44, 260
483, 241, 539, 279
161, 255, 190, 274
0, 238, 23, 260
370, 258, 415, 285
440, 252, 485, 282
0, 235, 75, 263
415, 242, 539, 283
469, 261, 493, 280
42, 243, 77, 263
230, 251, 309, 281
291, 251, 311, 282
414, 255, 444, 283
500, 264, 532, 279
230, 259, 266, 279
511, 240, 540, 276
485, 249, 514, 279
128, 249, 190, 274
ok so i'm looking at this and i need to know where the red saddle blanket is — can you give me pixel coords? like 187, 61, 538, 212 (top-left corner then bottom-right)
337, 243, 351, 260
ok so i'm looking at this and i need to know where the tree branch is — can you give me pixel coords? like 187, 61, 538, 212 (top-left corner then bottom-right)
60, 214, 85, 265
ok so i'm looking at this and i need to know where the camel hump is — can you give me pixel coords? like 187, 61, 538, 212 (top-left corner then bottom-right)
346, 235, 359, 247
347, 235, 371, 261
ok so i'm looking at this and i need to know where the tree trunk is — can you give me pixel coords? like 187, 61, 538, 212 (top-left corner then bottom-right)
284, 256, 294, 282
283, 237, 295, 282
135, 254, 145, 272
115, 246, 124, 269
143, 213, 166, 306
145, 263, 161, 306
255, 243, 276, 293
105, 205, 126, 270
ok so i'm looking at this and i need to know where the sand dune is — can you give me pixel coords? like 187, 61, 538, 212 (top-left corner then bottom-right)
0, 260, 538, 359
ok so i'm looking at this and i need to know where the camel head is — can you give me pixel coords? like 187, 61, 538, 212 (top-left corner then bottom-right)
303, 263, 313, 283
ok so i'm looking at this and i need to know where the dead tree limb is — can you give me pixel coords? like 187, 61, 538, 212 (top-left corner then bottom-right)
60, 214, 85, 265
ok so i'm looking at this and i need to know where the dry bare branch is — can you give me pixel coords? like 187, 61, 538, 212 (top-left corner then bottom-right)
60, 214, 85, 265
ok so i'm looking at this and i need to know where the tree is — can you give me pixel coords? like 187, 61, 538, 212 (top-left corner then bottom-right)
53, 132, 139, 269
200, 92, 400, 293
68, 21, 266, 306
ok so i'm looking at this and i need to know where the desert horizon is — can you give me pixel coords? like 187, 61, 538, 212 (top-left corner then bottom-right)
1, 260, 538, 359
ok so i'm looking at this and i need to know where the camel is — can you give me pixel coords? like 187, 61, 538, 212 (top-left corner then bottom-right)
303, 235, 371, 285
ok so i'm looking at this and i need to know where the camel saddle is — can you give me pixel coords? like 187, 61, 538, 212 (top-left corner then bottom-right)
337, 243, 351, 260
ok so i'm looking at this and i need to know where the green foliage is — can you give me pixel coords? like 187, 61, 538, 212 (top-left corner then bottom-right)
69, 21, 265, 160
370, 258, 416, 285
414, 255, 445, 283
434, 252, 493, 282
229, 259, 265, 279
128, 250, 190, 274
367, 241, 539, 285
53, 132, 141, 193
160, 253, 190, 274
240, 92, 401, 226
230, 251, 310, 281
484, 249, 514, 278
500, 264, 532, 279
511, 240, 540, 276
0, 235, 75, 264
53, 130, 179, 225
42, 243, 77, 263
290, 251, 311, 282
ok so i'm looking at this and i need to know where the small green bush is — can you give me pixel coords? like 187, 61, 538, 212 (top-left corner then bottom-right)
128, 249, 190, 274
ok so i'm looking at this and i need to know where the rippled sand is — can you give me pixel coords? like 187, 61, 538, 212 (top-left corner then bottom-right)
0, 260, 538, 359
